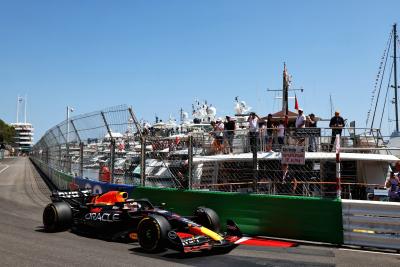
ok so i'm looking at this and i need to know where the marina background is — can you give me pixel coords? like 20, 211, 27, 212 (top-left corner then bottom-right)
1, 0, 400, 139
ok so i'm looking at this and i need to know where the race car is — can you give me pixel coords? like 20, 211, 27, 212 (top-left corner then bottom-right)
42, 190, 242, 254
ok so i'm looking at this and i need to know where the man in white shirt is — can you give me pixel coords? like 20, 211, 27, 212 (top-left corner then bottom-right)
247, 112, 260, 152
295, 108, 306, 146
295, 109, 306, 128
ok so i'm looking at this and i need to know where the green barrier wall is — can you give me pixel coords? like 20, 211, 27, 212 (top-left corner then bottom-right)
131, 187, 343, 244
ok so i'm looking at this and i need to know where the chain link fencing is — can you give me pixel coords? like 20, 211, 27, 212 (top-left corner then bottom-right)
31, 106, 396, 200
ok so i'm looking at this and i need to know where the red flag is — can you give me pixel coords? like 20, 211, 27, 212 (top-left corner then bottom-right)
294, 94, 299, 110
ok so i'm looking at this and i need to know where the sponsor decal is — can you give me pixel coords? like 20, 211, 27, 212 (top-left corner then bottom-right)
90, 207, 102, 213
84, 212, 120, 222
179, 217, 200, 227
56, 191, 80, 198
183, 243, 211, 253
168, 231, 177, 239
181, 236, 208, 246
92, 185, 102, 194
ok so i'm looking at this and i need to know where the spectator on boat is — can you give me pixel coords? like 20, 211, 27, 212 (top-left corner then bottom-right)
247, 112, 260, 153
277, 120, 285, 147
295, 108, 306, 146
266, 114, 274, 152
329, 110, 345, 152
276, 163, 298, 195
224, 116, 236, 154
295, 108, 306, 128
308, 113, 317, 152
385, 171, 400, 201
259, 120, 267, 151
210, 119, 224, 154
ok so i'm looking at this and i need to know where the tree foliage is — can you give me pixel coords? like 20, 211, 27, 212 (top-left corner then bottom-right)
0, 120, 15, 145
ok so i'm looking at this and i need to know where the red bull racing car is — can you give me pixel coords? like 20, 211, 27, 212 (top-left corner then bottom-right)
42, 190, 242, 254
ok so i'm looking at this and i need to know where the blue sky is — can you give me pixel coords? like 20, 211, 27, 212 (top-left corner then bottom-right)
1, 0, 400, 140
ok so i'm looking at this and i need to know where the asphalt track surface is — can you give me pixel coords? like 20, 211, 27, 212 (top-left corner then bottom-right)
0, 157, 399, 267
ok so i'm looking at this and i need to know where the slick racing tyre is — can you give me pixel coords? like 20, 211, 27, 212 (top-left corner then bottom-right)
43, 202, 72, 232
137, 215, 171, 253
194, 207, 221, 233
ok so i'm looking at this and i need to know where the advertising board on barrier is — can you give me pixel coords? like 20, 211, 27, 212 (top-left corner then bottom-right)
72, 177, 136, 196
281, 145, 305, 165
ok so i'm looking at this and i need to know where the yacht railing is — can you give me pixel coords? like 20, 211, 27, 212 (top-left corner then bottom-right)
185, 127, 393, 156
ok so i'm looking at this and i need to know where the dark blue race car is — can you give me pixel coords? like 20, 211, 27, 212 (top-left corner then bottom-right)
43, 190, 242, 254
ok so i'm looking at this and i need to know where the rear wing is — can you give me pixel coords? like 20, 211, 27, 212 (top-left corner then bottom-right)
51, 190, 92, 200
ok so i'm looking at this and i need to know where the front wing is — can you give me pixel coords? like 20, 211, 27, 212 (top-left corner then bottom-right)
167, 231, 240, 253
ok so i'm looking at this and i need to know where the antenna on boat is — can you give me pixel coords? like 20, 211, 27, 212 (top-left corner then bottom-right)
330, 94, 334, 117
392, 23, 399, 132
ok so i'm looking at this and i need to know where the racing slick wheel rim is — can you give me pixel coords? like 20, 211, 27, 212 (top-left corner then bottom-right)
137, 218, 161, 252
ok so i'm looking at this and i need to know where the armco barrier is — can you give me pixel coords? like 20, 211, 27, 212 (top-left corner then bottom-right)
342, 199, 400, 250
131, 187, 344, 244
30, 157, 343, 244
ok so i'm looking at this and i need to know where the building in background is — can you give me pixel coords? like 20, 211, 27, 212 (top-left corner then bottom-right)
11, 96, 34, 154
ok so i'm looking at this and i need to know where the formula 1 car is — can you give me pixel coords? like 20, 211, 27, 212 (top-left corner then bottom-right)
42, 190, 242, 254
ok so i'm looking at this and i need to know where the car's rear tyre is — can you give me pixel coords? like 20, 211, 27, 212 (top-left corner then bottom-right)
194, 207, 221, 233
43, 202, 72, 232
137, 215, 171, 253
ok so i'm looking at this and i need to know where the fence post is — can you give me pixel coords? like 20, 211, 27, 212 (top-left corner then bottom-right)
128, 107, 143, 139
188, 135, 193, 190
110, 139, 116, 184
335, 134, 341, 199
140, 136, 146, 186
79, 142, 84, 178
100, 111, 114, 183
56, 125, 67, 172
253, 146, 258, 192
70, 119, 82, 177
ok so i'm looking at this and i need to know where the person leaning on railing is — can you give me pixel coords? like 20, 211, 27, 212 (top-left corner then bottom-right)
329, 110, 345, 152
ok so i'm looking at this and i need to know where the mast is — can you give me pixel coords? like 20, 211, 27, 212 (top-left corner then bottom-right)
282, 63, 289, 115
393, 23, 399, 132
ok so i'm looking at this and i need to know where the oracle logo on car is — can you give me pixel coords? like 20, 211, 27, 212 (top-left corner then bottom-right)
84, 212, 120, 222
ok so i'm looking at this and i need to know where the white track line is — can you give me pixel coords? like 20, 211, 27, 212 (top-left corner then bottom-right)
339, 248, 399, 256
0, 165, 10, 174
235, 237, 251, 244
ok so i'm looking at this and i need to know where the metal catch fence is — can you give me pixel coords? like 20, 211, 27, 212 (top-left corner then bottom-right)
31, 105, 395, 199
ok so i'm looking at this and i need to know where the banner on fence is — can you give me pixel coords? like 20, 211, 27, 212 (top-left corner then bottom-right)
281, 145, 305, 165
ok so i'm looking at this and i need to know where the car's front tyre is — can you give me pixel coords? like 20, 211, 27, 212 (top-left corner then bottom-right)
137, 215, 171, 253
